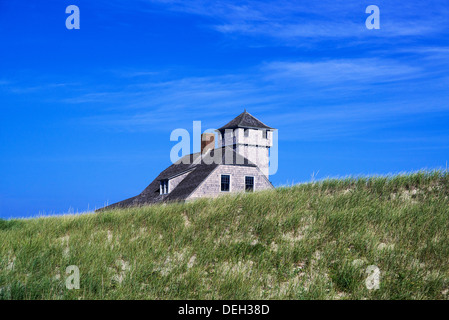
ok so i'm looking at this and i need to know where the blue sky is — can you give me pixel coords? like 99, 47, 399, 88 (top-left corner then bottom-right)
1, 0, 449, 218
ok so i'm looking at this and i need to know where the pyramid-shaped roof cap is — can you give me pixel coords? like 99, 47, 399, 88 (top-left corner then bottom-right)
217, 110, 275, 131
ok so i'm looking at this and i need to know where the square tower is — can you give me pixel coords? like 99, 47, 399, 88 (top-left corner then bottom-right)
216, 110, 275, 178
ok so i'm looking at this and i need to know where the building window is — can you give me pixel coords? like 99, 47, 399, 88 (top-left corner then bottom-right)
160, 179, 169, 194
263, 130, 268, 139
245, 176, 254, 192
244, 129, 249, 137
221, 175, 230, 192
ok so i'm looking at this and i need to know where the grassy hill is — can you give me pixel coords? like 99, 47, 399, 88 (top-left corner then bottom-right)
1, 171, 449, 300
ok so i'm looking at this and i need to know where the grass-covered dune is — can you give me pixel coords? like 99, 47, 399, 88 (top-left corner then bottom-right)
1, 171, 449, 300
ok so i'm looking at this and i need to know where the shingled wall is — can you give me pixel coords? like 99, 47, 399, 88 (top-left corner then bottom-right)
187, 165, 273, 200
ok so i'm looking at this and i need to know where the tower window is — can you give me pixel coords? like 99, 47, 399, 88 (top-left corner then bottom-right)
160, 179, 169, 194
221, 175, 230, 192
245, 176, 254, 192
263, 130, 268, 139
244, 129, 249, 137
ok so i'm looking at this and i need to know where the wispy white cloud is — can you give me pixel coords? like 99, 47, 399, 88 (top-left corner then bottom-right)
78, 74, 281, 130
3, 42, 447, 141
71, 55, 449, 140
138, 0, 449, 42
111, 70, 160, 78
263, 59, 421, 84
267, 99, 449, 141
1, 81, 78, 95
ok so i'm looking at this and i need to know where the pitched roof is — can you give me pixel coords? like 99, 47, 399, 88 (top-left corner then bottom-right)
217, 110, 274, 131
98, 147, 256, 210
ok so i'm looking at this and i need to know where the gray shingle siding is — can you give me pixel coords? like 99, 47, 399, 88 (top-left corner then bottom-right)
187, 165, 273, 200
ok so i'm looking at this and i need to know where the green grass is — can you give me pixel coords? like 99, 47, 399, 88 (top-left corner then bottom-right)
1, 170, 449, 300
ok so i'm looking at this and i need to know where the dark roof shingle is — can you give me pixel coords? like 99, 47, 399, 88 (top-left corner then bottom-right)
218, 110, 274, 131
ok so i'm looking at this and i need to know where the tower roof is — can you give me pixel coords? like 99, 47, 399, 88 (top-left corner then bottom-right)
217, 110, 274, 131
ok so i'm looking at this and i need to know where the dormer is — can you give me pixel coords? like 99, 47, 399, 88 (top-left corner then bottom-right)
158, 168, 195, 195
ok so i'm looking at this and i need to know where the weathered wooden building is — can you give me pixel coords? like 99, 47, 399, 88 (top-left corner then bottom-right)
100, 111, 275, 210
